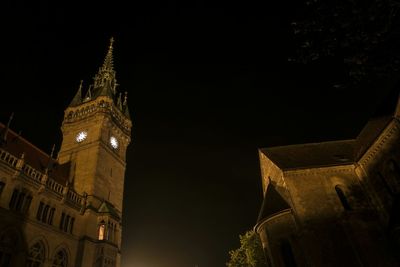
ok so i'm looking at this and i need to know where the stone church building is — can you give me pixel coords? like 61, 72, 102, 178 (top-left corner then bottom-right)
0, 39, 131, 267
255, 92, 400, 267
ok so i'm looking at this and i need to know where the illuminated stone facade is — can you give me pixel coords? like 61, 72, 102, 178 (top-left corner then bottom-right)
0, 38, 131, 267
255, 94, 400, 267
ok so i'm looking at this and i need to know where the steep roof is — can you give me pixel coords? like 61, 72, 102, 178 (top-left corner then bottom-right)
0, 123, 69, 185
257, 182, 291, 223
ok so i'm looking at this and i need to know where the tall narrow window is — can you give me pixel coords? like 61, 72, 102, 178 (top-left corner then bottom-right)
9, 189, 18, 209
69, 218, 75, 234
48, 208, 55, 225
23, 196, 32, 213
42, 205, 49, 223
99, 221, 106, 240
59, 213, 65, 230
0, 182, 5, 197
335, 185, 351, 211
15, 192, 25, 211
36, 202, 44, 221
281, 240, 297, 267
64, 216, 70, 232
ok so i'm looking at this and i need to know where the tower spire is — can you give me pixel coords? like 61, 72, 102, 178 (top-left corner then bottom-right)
102, 37, 114, 71
123, 92, 131, 119
93, 37, 117, 98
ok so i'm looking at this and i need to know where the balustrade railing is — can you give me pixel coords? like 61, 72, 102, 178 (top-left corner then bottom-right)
0, 148, 84, 210
0, 149, 18, 168
46, 178, 64, 195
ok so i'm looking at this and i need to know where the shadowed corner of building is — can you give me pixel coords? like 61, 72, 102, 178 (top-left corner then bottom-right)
0, 213, 28, 266
254, 88, 400, 267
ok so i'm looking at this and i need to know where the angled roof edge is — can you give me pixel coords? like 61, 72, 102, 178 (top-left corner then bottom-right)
259, 103, 396, 170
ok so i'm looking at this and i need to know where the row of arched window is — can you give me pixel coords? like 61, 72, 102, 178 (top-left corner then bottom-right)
26, 241, 68, 267
0, 230, 69, 267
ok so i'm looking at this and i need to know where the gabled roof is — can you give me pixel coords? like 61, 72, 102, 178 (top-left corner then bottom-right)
98, 200, 120, 219
0, 123, 70, 185
260, 105, 395, 170
257, 182, 291, 223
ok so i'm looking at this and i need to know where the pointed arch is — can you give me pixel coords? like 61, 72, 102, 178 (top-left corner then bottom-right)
51, 244, 71, 267
27, 235, 49, 257
26, 240, 46, 267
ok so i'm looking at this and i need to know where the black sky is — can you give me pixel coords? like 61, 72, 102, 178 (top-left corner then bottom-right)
0, 1, 395, 267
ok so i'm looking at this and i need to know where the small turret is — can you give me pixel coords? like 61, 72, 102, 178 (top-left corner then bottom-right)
69, 80, 83, 107
123, 92, 131, 119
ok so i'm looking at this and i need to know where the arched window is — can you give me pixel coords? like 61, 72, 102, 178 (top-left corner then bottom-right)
98, 221, 106, 240
26, 241, 45, 267
280, 240, 297, 267
52, 249, 68, 267
335, 185, 351, 211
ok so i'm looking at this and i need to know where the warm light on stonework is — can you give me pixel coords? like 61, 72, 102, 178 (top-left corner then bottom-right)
76, 131, 87, 142
110, 136, 119, 149
99, 224, 106, 240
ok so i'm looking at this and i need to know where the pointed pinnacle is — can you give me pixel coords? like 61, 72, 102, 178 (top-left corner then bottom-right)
102, 37, 115, 71
123, 91, 128, 106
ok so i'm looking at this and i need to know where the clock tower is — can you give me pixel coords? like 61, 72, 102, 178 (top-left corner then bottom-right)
57, 38, 132, 267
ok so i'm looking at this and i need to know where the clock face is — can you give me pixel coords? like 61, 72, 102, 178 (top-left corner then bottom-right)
110, 136, 119, 149
76, 131, 88, 143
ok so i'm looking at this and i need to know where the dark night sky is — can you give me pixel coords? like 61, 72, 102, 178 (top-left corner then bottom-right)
0, 1, 395, 267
